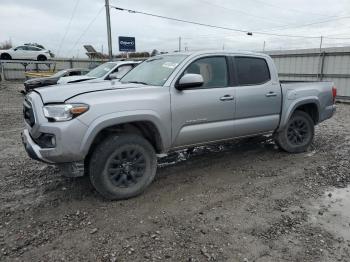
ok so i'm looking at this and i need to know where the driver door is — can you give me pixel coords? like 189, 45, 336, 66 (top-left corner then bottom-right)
170, 56, 236, 148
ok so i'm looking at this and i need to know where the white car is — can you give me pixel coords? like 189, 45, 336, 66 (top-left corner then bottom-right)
0, 45, 53, 61
57, 61, 140, 84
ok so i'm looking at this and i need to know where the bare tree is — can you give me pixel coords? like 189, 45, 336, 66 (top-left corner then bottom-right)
0, 40, 12, 50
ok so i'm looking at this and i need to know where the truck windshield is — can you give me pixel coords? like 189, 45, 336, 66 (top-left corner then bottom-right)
86, 63, 116, 78
121, 55, 188, 86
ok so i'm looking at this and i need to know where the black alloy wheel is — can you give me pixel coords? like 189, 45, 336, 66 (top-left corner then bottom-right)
286, 118, 310, 146
106, 146, 147, 188
275, 110, 314, 153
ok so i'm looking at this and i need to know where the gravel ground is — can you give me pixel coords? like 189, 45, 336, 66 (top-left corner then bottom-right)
0, 82, 349, 262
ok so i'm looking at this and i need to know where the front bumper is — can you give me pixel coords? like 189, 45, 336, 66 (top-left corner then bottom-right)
21, 129, 53, 163
22, 92, 89, 163
22, 130, 85, 177
22, 92, 89, 178
22, 118, 88, 163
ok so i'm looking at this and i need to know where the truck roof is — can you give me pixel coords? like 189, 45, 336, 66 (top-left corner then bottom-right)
106, 61, 141, 65
161, 50, 270, 59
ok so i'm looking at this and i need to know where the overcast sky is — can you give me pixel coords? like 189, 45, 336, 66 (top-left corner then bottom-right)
0, 0, 350, 58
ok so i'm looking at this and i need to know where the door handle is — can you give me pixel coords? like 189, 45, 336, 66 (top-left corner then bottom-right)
220, 95, 234, 101
265, 91, 277, 97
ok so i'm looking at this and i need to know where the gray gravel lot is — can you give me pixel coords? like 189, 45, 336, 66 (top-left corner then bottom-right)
0, 82, 349, 261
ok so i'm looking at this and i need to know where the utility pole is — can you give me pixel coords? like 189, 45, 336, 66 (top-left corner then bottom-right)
178, 36, 181, 52
319, 36, 323, 53
263, 41, 266, 52
105, 0, 113, 60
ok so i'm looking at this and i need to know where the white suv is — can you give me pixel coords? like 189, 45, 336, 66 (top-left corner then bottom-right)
0, 45, 53, 61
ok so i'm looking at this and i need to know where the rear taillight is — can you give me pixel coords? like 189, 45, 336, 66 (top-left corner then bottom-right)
332, 86, 337, 103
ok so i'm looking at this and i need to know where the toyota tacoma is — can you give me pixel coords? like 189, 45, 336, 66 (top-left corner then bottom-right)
22, 51, 336, 200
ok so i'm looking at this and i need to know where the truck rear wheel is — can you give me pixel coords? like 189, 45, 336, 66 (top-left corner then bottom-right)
275, 110, 314, 153
89, 134, 157, 200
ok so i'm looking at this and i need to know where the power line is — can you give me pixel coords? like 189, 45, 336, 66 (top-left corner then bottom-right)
199, 0, 350, 37
56, 0, 80, 57
248, 0, 338, 18
260, 15, 350, 33
110, 5, 325, 39
197, 0, 285, 25
68, 6, 104, 56
111, 5, 246, 34
197, 0, 350, 34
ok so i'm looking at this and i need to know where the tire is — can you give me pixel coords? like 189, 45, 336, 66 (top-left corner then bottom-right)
1, 53, 11, 60
37, 55, 47, 61
89, 134, 157, 200
275, 110, 314, 153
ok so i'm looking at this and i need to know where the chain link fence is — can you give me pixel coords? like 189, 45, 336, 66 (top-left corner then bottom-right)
0, 59, 108, 81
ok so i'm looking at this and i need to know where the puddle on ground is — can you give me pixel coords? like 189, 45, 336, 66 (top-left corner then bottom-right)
310, 186, 350, 241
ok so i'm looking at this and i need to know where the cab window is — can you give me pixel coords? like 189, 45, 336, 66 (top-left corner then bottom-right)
235, 57, 271, 85
183, 56, 228, 88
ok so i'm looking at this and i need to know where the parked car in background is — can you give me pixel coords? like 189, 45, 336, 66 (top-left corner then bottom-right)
21, 51, 336, 200
0, 45, 54, 61
23, 68, 90, 93
57, 61, 140, 84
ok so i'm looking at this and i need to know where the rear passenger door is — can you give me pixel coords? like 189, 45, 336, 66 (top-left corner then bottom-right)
27, 46, 41, 60
233, 56, 281, 137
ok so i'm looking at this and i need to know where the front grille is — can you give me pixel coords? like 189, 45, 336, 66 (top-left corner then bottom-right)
23, 99, 35, 127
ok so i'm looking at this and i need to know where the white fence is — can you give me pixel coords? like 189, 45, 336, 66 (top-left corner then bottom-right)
266, 46, 350, 99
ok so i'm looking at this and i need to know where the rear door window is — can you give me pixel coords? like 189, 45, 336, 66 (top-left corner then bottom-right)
235, 57, 270, 85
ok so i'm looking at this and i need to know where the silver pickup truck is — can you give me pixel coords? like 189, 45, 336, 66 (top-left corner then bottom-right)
22, 51, 336, 200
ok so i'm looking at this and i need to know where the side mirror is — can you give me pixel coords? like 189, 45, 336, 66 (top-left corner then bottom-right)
109, 73, 120, 80
176, 73, 203, 90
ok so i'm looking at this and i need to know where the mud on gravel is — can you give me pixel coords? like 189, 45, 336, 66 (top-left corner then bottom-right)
0, 83, 349, 261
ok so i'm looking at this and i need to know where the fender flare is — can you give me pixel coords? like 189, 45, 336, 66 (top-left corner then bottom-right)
79, 110, 170, 156
278, 97, 320, 132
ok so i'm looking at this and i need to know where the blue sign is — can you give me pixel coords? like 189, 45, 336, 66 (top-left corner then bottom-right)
118, 36, 136, 52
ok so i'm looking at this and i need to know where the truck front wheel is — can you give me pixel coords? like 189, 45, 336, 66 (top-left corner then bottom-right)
89, 134, 157, 200
275, 110, 314, 153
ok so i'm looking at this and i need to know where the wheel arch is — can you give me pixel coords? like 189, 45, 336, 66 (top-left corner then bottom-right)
279, 98, 320, 131
37, 54, 47, 61
80, 112, 170, 158
0, 52, 11, 59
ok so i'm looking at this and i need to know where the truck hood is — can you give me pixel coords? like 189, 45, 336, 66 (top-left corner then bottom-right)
57, 75, 97, 84
33, 81, 140, 103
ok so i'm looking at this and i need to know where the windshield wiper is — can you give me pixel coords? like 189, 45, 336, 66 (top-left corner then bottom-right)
125, 81, 148, 85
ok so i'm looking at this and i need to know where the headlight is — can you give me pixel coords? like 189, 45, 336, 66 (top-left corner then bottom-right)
43, 104, 89, 122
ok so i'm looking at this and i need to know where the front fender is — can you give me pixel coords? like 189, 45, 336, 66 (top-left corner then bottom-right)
79, 110, 170, 156
278, 96, 320, 132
